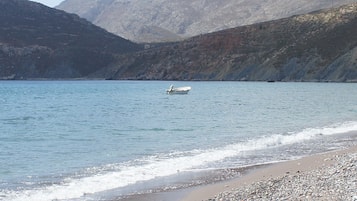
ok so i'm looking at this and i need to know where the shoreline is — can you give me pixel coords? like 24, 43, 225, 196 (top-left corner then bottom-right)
181, 145, 357, 201
115, 164, 269, 201
115, 144, 357, 201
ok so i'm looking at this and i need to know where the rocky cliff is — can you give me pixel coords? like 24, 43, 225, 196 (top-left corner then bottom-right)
95, 3, 357, 82
0, 0, 142, 80
57, 0, 357, 43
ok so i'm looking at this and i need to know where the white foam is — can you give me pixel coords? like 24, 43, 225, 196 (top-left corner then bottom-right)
241, 121, 357, 149
2, 121, 357, 201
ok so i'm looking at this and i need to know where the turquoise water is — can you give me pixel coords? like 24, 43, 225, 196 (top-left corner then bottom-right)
1, 81, 357, 201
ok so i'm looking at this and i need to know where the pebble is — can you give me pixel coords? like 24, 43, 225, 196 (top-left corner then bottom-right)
208, 152, 357, 201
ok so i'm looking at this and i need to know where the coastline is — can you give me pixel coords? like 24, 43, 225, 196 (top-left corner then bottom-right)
115, 144, 357, 201
182, 145, 357, 201
3, 82, 357, 201
116, 145, 357, 201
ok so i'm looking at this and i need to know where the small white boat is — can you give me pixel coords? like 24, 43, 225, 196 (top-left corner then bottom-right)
166, 85, 191, 94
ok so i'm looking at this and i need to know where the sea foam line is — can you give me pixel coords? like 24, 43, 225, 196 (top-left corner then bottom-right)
2, 121, 357, 201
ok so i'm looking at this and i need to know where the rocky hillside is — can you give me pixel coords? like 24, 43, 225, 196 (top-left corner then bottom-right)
0, 0, 142, 80
94, 3, 357, 82
57, 0, 357, 43
2, 1, 356, 82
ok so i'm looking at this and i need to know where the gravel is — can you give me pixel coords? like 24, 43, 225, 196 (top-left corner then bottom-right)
210, 153, 357, 201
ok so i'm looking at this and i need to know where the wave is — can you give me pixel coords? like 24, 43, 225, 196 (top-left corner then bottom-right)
2, 121, 357, 201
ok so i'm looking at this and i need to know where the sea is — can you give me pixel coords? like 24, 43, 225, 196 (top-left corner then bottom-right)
1, 80, 357, 201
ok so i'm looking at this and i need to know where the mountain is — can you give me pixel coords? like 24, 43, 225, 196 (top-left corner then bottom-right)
2, 1, 356, 82
0, 0, 142, 80
92, 3, 357, 82
57, 0, 357, 43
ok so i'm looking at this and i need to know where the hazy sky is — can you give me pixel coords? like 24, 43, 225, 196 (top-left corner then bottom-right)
31, 0, 64, 7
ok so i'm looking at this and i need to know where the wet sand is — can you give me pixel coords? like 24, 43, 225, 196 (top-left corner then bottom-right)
115, 144, 357, 201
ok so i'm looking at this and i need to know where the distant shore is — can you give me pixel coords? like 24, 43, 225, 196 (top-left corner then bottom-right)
182, 144, 357, 201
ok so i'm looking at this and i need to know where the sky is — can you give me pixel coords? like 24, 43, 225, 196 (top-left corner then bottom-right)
30, 0, 65, 7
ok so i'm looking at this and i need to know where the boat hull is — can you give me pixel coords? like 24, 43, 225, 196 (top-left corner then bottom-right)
166, 86, 191, 95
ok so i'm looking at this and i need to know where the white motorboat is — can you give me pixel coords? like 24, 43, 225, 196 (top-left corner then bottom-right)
166, 85, 191, 94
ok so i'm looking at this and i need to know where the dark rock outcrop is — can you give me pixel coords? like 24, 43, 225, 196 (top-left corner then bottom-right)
0, 0, 142, 80
97, 3, 357, 82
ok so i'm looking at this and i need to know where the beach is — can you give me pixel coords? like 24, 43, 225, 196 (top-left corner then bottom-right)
116, 143, 357, 201
2, 81, 357, 201
182, 144, 357, 201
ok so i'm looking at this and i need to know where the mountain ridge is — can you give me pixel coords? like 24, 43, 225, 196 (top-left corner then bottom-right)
0, 0, 142, 79
92, 3, 357, 82
57, 0, 357, 43
0, 1, 356, 82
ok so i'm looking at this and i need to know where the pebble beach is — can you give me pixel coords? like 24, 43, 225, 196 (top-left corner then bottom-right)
183, 145, 357, 201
